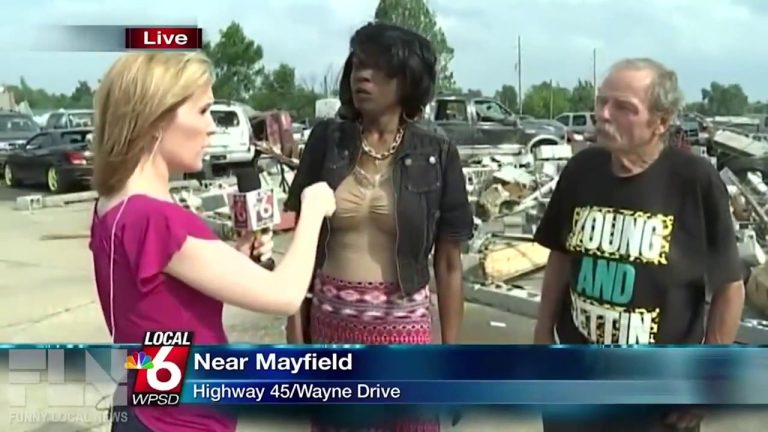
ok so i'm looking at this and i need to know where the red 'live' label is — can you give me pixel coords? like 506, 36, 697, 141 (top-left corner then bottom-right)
125, 27, 203, 50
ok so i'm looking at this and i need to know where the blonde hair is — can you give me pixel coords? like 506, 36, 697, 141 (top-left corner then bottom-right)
92, 52, 214, 196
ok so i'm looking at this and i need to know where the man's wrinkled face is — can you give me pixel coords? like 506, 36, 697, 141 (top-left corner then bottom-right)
594, 68, 666, 152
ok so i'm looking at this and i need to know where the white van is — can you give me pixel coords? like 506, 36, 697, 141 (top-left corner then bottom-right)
206, 101, 253, 165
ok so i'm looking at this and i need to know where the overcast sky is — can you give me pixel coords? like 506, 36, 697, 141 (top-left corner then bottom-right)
0, 0, 765, 103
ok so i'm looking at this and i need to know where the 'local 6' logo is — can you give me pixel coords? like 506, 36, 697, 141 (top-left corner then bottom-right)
254, 190, 275, 227
129, 331, 193, 406
125, 349, 182, 392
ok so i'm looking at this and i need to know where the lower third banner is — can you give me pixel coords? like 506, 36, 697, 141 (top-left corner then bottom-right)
3, 344, 767, 406
148, 344, 768, 405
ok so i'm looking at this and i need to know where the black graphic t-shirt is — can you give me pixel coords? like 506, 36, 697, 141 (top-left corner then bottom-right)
534, 146, 742, 344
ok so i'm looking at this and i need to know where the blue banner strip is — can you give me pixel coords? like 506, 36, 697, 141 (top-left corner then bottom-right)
179, 379, 768, 405
3, 345, 768, 405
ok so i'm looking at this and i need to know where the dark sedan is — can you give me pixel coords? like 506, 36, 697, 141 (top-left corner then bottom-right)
3, 128, 94, 193
0, 112, 41, 169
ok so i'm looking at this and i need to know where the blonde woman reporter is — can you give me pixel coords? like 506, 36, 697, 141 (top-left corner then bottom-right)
89, 52, 335, 431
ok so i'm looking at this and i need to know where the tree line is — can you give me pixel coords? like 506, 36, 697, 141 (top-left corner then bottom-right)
3, 0, 767, 120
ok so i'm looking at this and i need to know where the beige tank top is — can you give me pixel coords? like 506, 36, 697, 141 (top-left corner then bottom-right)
321, 165, 398, 283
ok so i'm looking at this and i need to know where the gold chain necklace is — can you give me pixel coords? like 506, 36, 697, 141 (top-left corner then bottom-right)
360, 127, 404, 161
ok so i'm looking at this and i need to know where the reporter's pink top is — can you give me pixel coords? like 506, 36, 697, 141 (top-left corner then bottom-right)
89, 194, 236, 432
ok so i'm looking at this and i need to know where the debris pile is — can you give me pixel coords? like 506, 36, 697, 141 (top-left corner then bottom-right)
156, 130, 768, 331
169, 174, 290, 241
154, 131, 768, 342
462, 144, 572, 287
476, 166, 534, 219
461, 136, 768, 328
720, 168, 768, 318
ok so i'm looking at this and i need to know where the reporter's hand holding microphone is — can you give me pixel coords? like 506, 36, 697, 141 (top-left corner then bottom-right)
235, 181, 334, 262
235, 230, 274, 264
300, 181, 337, 217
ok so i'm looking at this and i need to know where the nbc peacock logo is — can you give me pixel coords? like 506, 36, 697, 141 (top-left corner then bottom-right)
125, 352, 154, 370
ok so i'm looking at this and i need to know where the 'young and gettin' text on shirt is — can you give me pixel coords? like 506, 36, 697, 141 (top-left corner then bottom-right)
534, 146, 742, 345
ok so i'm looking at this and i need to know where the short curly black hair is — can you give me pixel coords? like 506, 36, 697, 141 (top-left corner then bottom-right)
338, 22, 437, 121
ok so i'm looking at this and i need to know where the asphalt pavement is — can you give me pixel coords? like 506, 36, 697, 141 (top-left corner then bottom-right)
0, 181, 46, 202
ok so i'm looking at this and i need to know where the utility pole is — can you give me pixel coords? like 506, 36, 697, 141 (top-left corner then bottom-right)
517, 35, 522, 115
549, 79, 554, 119
592, 48, 598, 104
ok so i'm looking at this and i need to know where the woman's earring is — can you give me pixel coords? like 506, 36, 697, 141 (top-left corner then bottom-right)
402, 108, 424, 123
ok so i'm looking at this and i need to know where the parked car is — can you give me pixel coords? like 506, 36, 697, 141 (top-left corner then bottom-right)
554, 111, 597, 140
520, 119, 569, 143
3, 128, 93, 193
44, 109, 94, 130
205, 100, 254, 166
426, 94, 563, 159
0, 111, 41, 171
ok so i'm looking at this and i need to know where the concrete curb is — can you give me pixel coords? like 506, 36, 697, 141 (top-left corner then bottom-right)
465, 278, 768, 344
14, 180, 209, 211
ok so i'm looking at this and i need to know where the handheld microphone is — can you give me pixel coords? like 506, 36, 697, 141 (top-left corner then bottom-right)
231, 168, 279, 270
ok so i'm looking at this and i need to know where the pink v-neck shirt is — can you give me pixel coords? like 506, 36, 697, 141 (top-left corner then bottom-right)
90, 194, 236, 432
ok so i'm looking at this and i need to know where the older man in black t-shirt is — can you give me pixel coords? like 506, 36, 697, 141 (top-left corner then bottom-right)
533, 58, 746, 432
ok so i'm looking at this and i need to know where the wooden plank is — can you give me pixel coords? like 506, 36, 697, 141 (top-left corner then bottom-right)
480, 241, 550, 283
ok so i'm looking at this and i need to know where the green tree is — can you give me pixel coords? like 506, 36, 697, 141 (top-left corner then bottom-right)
684, 101, 708, 115
261, 64, 297, 100
522, 81, 571, 119
250, 64, 319, 121
18, 77, 54, 108
69, 80, 94, 109
203, 22, 265, 101
748, 102, 768, 115
570, 79, 595, 112
3, 77, 85, 109
465, 88, 483, 97
701, 82, 749, 116
374, 0, 459, 94
494, 84, 518, 113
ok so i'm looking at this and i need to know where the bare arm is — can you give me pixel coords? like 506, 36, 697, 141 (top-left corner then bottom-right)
529, 157, 577, 344
705, 281, 744, 344
534, 251, 571, 343
166, 208, 325, 315
432, 141, 473, 344
699, 162, 746, 344
434, 239, 464, 344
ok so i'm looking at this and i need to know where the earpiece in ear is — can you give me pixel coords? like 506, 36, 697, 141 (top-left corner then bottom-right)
147, 130, 163, 163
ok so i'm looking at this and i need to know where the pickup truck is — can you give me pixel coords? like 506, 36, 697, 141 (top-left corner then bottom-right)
425, 95, 563, 159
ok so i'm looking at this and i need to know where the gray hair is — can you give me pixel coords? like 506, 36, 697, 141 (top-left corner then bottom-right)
609, 58, 684, 119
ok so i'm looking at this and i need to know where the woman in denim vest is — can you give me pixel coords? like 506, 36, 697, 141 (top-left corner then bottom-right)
284, 22, 473, 432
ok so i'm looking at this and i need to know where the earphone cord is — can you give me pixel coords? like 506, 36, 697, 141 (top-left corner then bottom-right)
95, 197, 130, 413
